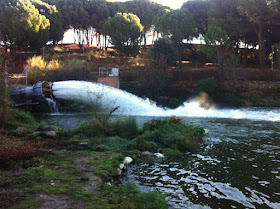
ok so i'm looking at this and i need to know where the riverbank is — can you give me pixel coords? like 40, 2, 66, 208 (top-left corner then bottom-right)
0, 105, 205, 208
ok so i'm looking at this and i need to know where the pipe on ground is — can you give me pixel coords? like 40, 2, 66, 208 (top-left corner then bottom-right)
10, 81, 52, 104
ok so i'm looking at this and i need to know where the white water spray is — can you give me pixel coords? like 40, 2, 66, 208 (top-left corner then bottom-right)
51, 81, 280, 121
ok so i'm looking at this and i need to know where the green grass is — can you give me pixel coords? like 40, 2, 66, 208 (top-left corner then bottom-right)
4, 151, 166, 209
1, 109, 39, 130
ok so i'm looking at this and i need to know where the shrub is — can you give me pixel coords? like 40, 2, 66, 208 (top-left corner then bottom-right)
128, 135, 158, 152
0, 137, 55, 165
27, 55, 63, 84
140, 116, 204, 152
113, 117, 139, 139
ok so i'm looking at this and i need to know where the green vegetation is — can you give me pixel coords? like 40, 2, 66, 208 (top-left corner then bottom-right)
103, 12, 143, 57
1, 109, 39, 130
164, 149, 183, 160
137, 117, 205, 152
0, 0, 50, 51
156, 8, 196, 68
77, 115, 139, 139
1, 150, 167, 209
202, 26, 230, 70
0, 0, 279, 70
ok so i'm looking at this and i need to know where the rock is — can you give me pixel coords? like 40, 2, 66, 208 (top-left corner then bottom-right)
141, 151, 152, 157
117, 169, 122, 176
16, 126, 29, 135
29, 131, 41, 137
119, 163, 125, 170
45, 131, 57, 138
80, 142, 88, 146
154, 153, 164, 158
123, 156, 133, 165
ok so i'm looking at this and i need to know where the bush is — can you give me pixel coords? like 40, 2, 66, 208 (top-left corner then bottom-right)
0, 137, 55, 166
128, 135, 158, 152
139, 116, 205, 152
150, 38, 178, 66
113, 117, 139, 139
27, 55, 63, 84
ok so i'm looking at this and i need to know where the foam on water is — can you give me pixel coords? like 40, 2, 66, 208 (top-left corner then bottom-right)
52, 81, 280, 121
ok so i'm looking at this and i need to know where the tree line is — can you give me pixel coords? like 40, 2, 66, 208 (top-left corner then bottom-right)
1, 0, 280, 70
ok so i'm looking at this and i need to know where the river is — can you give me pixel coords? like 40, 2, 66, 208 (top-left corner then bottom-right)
37, 113, 280, 209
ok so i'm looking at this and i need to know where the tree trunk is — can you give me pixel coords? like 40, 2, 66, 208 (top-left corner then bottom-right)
256, 23, 265, 70
86, 29, 90, 46
217, 47, 224, 70
98, 34, 101, 48
74, 28, 76, 43
177, 43, 182, 69
143, 33, 147, 49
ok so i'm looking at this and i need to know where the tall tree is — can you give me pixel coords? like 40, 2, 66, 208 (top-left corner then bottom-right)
31, 0, 64, 44
181, 0, 210, 37
202, 26, 230, 69
103, 12, 143, 57
124, 0, 161, 48
0, 0, 50, 51
237, 0, 279, 69
156, 8, 196, 68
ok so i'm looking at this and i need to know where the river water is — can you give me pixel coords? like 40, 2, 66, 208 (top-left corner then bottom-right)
39, 113, 280, 209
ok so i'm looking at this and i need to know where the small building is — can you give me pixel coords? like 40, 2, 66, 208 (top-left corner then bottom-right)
97, 67, 119, 89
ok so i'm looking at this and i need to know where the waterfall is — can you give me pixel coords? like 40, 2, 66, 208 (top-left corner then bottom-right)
51, 81, 280, 121
46, 97, 59, 114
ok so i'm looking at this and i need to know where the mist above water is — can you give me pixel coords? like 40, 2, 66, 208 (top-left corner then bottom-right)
52, 81, 280, 121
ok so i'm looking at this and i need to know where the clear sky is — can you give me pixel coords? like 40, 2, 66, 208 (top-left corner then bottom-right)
111, 0, 186, 9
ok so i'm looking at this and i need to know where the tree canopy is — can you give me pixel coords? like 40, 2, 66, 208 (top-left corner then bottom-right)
1, 0, 280, 69
156, 8, 196, 68
0, 0, 50, 51
103, 12, 143, 56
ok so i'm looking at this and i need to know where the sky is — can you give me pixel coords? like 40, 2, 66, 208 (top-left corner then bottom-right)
111, 0, 185, 9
